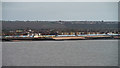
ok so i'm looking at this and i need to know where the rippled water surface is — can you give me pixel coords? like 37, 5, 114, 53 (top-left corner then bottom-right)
2, 40, 118, 66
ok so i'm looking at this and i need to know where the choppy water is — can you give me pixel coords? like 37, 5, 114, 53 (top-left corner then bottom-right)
2, 40, 118, 66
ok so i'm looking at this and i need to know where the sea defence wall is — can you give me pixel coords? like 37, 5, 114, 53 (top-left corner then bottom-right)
2, 40, 118, 66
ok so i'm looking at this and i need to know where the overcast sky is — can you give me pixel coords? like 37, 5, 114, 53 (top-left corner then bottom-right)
2, 2, 118, 21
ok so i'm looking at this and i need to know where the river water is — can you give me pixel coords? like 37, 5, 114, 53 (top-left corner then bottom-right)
2, 40, 118, 66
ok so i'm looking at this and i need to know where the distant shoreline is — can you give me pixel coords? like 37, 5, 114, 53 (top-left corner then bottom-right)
2, 36, 120, 42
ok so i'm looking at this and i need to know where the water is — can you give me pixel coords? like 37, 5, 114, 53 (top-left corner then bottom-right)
2, 40, 118, 66
0, 42, 2, 67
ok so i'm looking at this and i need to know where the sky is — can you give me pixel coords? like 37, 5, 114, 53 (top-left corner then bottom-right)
1, 0, 119, 2
2, 2, 118, 21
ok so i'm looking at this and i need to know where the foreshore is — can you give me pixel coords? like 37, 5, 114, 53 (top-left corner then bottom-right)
2, 35, 120, 41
